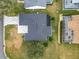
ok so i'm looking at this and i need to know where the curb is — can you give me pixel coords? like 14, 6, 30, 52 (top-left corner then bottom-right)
3, 18, 10, 59
58, 14, 63, 44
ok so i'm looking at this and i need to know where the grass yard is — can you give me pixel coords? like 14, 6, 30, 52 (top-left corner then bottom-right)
5, 0, 79, 59
60, 10, 79, 16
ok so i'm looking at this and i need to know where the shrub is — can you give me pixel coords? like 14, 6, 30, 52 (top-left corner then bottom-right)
48, 37, 53, 41
51, 17, 55, 21
43, 42, 48, 47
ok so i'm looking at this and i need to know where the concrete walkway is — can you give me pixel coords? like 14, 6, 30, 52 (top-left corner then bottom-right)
0, 18, 7, 59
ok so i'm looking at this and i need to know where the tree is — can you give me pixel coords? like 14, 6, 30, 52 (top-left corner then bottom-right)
0, 0, 19, 15
26, 41, 45, 59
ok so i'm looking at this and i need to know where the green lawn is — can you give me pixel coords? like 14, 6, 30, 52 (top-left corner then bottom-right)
5, 25, 16, 40
5, 0, 79, 59
60, 10, 79, 16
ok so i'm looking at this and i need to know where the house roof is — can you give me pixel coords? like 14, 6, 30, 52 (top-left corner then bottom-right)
72, 0, 79, 3
24, 0, 47, 9
62, 16, 72, 43
19, 13, 51, 41
24, 0, 53, 9
63, 15, 79, 44
68, 15, 79, 44
63, 0, 79, 10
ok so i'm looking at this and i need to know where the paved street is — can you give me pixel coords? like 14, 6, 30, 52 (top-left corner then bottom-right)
0, 18, 7, 59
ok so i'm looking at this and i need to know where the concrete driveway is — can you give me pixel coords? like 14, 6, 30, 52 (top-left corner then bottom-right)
0, 17, 7, 59
4, 16, 19, 26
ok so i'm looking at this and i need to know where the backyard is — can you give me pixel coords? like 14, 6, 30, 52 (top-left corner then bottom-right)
4, 0, 79, 59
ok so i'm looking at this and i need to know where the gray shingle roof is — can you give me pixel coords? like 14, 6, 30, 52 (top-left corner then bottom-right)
72, 0, 79, 3
63, 0, 79, 10
62, 16, 72, 43
19, 13, 51, 41
24, 0, 47, 9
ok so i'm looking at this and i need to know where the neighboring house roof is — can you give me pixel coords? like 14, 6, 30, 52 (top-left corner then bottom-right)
63, 0, 79, 10
24, 0, 53, 9
72, 0, 79, 3
47, 0, 53, 4
62, 15, 79, 44
62, 16, 72, 43
19, 13, 51, 41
